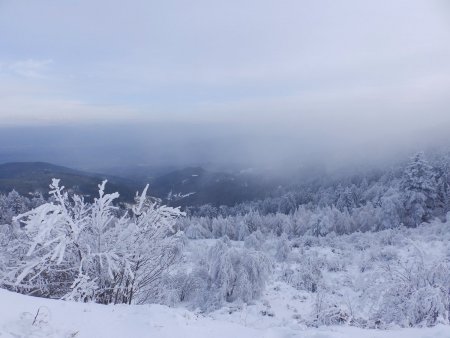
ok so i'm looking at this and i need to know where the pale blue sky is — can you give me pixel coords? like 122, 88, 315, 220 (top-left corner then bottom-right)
0, 0, 450, 168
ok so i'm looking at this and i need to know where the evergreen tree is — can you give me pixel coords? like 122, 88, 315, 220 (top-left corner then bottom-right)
400, 152, 437, 226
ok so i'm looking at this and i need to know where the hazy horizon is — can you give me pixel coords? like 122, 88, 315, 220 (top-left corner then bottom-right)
1, 0, 450, 171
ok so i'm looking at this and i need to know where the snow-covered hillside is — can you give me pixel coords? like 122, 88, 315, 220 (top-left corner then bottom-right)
2, 152, 450, 336
1, 288, 450, 338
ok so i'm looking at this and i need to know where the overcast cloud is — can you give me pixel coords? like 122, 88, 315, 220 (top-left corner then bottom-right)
0, 0, 449, 169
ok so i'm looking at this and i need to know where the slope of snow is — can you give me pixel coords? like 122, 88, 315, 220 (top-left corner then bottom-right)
1, 289, 450, 338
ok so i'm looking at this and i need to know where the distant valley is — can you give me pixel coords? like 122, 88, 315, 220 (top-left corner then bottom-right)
0, 162, 280, 207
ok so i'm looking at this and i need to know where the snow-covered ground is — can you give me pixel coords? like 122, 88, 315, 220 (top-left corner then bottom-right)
1, 289, 449, 338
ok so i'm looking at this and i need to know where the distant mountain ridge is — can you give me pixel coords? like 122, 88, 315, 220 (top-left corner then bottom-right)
0, 162, 140, 202
0, 162, 280, 207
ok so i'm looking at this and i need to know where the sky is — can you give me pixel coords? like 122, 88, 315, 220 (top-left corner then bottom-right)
0, 0, 450, 170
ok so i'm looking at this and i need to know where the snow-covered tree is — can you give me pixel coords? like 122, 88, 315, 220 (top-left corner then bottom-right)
275, 233, 290, 262
308, 210, 332, 237
400, 153, 438, 227
0, 190, 39, 225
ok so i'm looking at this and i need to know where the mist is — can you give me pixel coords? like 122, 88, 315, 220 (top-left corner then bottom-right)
0, 114, 449, 174
1, 0, 450, 174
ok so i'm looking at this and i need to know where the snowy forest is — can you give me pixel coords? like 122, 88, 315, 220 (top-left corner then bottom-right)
1, 151, 450, 330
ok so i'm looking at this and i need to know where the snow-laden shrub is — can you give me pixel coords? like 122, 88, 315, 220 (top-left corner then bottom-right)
237, 221, 250, 240
369, 246, 398, 263
375, 283, 449, 327
2, 179, 184, 305
275, 234, 291, 262
0, 224, 13, 282
295, 235, 320, 248
184, 219, 212, 239
165, 239, 272, 312
310, 291, 351, 326
324, 255, 346, 272
408, 285, 448, 327
374, 258, 450, 327
283, 254, 323, 293
207, 240, 272, 306
160, 268, 209, 307
377, 228, 406, 246
211, 217, 236, 240
244, 230, 264, 250
358, 252, 375, 273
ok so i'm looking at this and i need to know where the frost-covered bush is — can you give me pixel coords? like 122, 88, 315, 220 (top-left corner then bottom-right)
160, 268, 209, 307
1, 179, 184, 305
310, 292, 351, 326
275, 234, 291, 262
244, 229, 264, 250
374, 258, 450, 327
164, 238, 272, 312
211, 217, 236, 240
276, 216, 450, 329
283, 254, 323, 293
183, 219, 212, 239
324, 255, 346, 272
205, 240, 272, 309
0, 224, 14, 282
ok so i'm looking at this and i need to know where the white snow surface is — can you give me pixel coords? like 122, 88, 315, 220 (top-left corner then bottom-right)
1, 289, 450, 338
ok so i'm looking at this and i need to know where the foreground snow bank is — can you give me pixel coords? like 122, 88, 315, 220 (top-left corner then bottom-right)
1, 289, 450, 338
